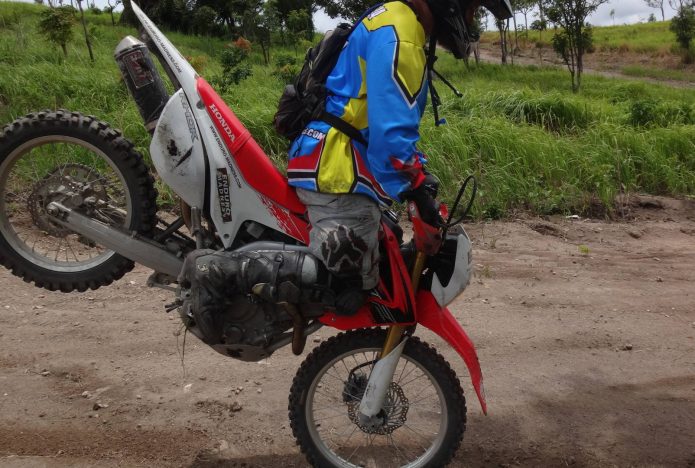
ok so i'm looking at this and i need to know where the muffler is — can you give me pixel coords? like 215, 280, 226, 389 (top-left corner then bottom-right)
114, 36, 169, 133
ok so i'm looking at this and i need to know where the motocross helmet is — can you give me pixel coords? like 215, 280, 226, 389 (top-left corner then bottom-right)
427, 0, 513, 58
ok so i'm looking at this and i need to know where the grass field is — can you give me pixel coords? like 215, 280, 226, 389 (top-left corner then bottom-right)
483, 20, 677, 55
621, 65, 695, 82
1, 2, 694, 218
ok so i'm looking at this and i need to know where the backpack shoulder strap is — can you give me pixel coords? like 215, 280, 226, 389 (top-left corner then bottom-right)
319, 110, 368, 146
315, 3, 390, 147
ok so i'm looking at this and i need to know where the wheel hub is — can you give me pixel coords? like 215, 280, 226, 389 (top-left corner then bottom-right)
28, 163, 108, 237
346, 380, 409, 435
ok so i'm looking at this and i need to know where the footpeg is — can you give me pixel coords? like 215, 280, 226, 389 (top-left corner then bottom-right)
164, 300, 182, 312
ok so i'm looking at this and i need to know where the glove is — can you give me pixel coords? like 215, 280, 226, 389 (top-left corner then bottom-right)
421, 171, 440, 198
401, 183, 442, 227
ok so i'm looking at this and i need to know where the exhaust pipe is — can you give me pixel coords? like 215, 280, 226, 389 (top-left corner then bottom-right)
114, 36, 169, 134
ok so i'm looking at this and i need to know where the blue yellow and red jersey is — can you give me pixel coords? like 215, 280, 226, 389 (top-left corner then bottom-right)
287, 1, 429, 206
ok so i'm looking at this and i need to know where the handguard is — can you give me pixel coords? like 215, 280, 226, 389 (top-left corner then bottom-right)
430, 225, 473, 307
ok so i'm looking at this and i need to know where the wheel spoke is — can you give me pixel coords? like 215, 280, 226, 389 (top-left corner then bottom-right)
402, 423, 435, 450
299, 334, 459, 468
400, 371, 429, 388
0, 142, 132, 269
387, 433, 409, 464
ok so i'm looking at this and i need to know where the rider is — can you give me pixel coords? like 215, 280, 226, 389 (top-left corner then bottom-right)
287, 0, 513, 314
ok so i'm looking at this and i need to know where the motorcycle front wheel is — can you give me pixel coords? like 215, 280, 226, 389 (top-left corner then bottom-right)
0, 110, 157, 292
289, 328, 467, 468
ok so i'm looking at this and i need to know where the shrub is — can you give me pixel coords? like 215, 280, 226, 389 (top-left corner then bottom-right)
274, 53, 297, 68
491, 92, 593, 133
681, 43, 695, 64
629, 99, 658, 127
628, 99, 695, 127
37, 7, 75, 58
233, 37, 251, 52
671, 6, 695, 49
193, 6, 216, 36
187, 55, 208, 74
272, 53, 299, 83
530, 19, 547, 32
212, 45, 252, 90
608, 82, 651, 103
274, 64, 299, 83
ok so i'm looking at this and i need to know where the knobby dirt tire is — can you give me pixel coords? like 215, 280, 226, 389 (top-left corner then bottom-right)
288, 328, 467, 467
0, 110, 157, 292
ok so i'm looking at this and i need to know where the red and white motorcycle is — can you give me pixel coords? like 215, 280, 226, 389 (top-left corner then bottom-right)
0, 5, 485, 467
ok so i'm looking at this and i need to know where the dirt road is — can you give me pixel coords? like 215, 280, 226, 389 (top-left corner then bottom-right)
477, 44, 695, 89
0, 196, 694, 467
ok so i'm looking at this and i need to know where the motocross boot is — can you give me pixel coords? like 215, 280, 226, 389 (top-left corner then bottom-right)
180, 249, 334, 305
333, 276, 369, 316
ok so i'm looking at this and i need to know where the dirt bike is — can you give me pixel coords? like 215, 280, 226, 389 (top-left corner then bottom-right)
0, 4, 486, 467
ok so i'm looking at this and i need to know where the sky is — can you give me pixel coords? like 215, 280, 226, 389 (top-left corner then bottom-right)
7, 0, 682, 31
315, 1, 681, 31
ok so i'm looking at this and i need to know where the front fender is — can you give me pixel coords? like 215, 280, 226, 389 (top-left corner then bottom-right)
416, 291, 487, 414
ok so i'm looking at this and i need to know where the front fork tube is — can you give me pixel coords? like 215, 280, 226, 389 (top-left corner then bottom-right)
358, 252, 427, 418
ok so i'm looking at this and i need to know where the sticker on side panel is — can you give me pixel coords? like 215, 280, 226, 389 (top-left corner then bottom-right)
216, 168, 233, 222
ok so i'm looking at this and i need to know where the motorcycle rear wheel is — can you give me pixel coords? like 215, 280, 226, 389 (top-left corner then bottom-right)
289, 328, 467, 468
0, 110, 157, 292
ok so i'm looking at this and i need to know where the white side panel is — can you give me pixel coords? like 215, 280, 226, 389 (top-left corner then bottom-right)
132, 3, 302, 248
151, 90, 205, 208
197, 121, 290, 248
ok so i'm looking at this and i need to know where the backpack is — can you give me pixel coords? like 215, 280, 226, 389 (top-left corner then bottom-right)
273, 22, 369, 146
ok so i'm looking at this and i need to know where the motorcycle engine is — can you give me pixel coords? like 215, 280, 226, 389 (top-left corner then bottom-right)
176, 248, 332, 361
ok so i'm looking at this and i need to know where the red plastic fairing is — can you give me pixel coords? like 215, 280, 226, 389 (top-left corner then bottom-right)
319, 223, 416, 329
196, 78, 305, 214
369, 223, 416, 323
318, 304, 377, 330
416, 290, 488, 414
259, 195, 309, 245
408, 202, 443, 255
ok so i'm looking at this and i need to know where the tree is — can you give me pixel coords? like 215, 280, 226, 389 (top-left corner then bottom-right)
287, 8, 313, 47
105, 0, 120, 26
37, 7, 75, 58
276, 0, 315, 37
545, 0, 608, 92
515, 0, 536, 31
610, 8, 615, 25
193, 5, 218, 35
497, 17, 511, 64
314, 0, 371, 21
120, 0, 158, 26
75, 0, 94, 62
534, 1, 547, 41
247, 0, 280, 64
120, 0, 136, 25
668, 0, 694, 10
645, 0, 666, 21
510, 1, 520, 53
670, 4, 695, 62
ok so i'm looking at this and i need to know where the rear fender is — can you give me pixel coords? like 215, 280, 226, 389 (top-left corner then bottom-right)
416, 291, 487, 414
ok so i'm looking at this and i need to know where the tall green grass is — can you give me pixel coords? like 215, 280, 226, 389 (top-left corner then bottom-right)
622, 65, 695, 83
1, 2, 694, 218
484, 20, 677, 54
